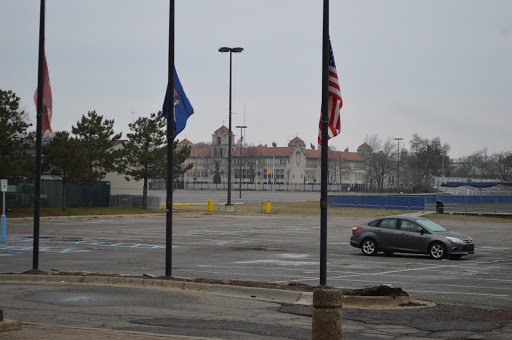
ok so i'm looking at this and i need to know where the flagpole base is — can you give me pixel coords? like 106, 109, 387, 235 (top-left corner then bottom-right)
224, 204, 235, 213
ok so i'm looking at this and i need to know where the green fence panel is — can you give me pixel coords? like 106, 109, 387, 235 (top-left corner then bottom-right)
0, 179, 110, 209
0, 179, 62, 209
66, 182, 111, 207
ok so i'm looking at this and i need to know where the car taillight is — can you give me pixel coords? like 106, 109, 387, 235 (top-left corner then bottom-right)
352, 226, 362, 233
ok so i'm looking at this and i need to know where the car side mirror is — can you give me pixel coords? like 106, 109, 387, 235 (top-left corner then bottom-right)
416, 228, 424, 234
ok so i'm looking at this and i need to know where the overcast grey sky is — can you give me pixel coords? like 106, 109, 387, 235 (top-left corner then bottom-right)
1, 0, 511, 158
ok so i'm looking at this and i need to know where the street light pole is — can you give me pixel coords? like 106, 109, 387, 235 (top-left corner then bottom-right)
236, 125, 247, 198
219, 47, 243, 208
394, 137, 403, 192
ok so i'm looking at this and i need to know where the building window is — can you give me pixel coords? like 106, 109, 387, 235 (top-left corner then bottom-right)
354, 172, 364, 181
306, 170, 317, 181
217, 137, 221, 145
306, 159, 318, 167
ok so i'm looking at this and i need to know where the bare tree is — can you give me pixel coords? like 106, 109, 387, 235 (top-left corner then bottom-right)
451, 149, 489, 178
193, 141, 211, 148
406, 133, 450, 192
486, 151, 512, 182
240, 145, 262, 183
328, 147, 342, 184
365, 134, 396, 191
328, 146, 351, 185
206, 155, 228, 184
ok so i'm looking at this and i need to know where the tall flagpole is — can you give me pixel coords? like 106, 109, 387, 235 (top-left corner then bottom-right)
320, 0, 330, 286
165, 0, 175, 277
33, 0, 46, 271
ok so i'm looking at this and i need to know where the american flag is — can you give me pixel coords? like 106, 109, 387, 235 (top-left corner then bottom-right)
237, 136, 244, 145
318, 39, 342, 145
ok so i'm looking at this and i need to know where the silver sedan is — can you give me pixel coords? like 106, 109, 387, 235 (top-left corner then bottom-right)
350, 216, 475, 260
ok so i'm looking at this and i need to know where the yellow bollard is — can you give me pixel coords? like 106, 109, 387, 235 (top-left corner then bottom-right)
265, 201, 271, 213
208, 199, 213, 212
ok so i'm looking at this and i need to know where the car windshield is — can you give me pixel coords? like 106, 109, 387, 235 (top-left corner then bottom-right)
416, 219, 448, 232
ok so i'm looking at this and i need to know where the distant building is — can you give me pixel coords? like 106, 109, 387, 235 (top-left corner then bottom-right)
178, 125, 370, 191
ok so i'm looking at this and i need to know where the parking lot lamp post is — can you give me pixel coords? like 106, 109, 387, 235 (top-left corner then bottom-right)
236, 125, 247, 198
219, 47, 243, 207
394, 137, 403, 192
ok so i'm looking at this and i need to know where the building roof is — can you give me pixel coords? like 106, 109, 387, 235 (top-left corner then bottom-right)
230, 144, 365, 161
305, 149, 365, 161
232, 145, 294, 157
215, 125, 229, 133
187, 147, 211, 157
179, 138, 192, 144
289, 137, 304, 144
358, 143, 370, 149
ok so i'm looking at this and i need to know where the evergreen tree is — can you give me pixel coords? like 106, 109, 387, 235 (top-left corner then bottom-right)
0, 89, 34, 179
43, 131, 89, 212
72, 111, 122, 207
117, 112, 191, 208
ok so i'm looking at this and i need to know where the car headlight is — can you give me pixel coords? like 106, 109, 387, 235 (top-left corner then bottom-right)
446, 236, 463, 244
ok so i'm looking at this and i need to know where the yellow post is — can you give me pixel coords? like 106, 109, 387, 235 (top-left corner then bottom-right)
208, 200, 213, 212
265, 201, 271, 213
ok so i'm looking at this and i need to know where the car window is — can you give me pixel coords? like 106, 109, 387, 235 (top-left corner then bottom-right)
368, 220, 379, 226
417, 219, 448, 232
400, 220, 418, 232
378, 219, 397, 230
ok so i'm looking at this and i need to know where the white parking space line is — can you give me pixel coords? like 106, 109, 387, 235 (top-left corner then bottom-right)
327, 264, 457, 279
405, 289, 509, 297
175, 268, 317, 281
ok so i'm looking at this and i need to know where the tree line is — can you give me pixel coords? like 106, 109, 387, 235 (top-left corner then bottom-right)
365, 133, 511, 193
0, 88, 191, 211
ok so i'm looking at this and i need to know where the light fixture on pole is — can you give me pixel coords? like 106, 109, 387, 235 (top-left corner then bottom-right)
394, 137, 403, 192
219, 47, 243, 209
236, 125, 247, 198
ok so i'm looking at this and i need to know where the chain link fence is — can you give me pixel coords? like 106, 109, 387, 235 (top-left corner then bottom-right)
110, 195, 161, 210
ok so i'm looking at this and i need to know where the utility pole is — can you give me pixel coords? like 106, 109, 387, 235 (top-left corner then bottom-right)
394, 137, 403, 192
236, 125, 247, 198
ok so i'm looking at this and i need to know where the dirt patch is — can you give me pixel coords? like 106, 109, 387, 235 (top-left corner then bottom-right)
19, 270, 408, 296
345, 285, 408, 297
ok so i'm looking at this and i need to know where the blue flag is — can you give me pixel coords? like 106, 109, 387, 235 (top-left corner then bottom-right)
162, 67, 194, 139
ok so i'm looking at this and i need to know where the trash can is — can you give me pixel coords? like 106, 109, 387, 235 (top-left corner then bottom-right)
436, 200, 444, 214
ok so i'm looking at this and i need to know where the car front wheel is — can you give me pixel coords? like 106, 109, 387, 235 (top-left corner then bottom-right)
361, 239, 378, 256
429, 242, 446, 260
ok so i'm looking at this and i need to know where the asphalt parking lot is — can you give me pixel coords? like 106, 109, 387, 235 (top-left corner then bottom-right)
1, 211, 511, 311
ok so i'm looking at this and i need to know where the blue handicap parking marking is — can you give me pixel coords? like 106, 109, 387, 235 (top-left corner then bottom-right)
0, 239, 167, 255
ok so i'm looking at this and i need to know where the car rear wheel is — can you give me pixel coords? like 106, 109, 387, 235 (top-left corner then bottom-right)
361, 239, 378, 256
429, 242, 446, 260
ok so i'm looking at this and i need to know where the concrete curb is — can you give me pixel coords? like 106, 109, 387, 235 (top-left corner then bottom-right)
209, 283, 313, 305
20, 322, 220, 339
0, 273, 433, 308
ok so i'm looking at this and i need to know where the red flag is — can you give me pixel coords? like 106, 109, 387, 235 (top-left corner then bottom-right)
34, 54, 53, 134
318, 40, 342, 145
